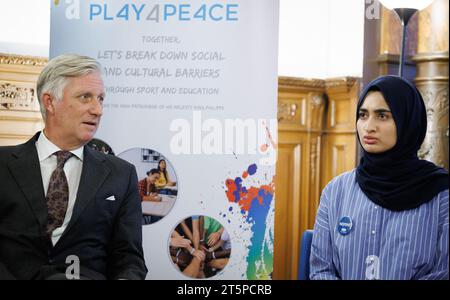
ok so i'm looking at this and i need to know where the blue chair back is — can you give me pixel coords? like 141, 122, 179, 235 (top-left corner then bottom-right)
298, 229, 313, 280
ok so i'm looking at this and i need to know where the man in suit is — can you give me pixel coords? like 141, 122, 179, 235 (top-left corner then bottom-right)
0, 54, 147, 280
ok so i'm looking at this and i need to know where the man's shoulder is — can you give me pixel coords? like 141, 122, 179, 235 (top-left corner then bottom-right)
105, 154, 135, 172
0, 142, 28, 162
0, 144, 19, 155
0, 133, 39, 162
87, 147, 134, 171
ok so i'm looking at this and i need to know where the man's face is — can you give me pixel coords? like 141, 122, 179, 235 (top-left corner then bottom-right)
49, 72, 105, 149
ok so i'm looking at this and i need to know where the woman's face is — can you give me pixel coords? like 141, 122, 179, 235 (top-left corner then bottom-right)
357, 91, 397, 154
159, 160, 166, 169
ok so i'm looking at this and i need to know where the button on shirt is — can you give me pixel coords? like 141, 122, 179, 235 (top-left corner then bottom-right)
310, 169, 449, 280
35, 132, 84, 246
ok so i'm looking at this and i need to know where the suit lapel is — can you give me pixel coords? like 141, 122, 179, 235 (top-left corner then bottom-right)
8, 133, 47, 233
56, 146, 110, 245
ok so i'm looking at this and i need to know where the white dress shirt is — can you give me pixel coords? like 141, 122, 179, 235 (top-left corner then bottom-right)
35, 132, 84, 246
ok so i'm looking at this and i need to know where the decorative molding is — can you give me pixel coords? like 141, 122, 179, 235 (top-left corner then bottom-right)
330, 100, 336, 128
412, 51, 449, 63
332, 144, 346, 178
325, 77, 359, 90
0, 133, 36, 139
413, 51, 449, 83
311, 94, 324, 107
278, 94, 326, 128
0, 82, 37, 111
279, 76, 359, 91
0, 53, 48, 67
417, 85, 449, 169
309, 93, 326, 130
310, 136, 319, 187
376, 53, 416, 65
278, 100, 299, 122
0, 115, 43, 122
278, 76, 325, 89
300, 98, 306, 126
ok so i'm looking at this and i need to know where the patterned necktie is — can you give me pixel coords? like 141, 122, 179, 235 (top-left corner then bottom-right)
46, 150, 73, 240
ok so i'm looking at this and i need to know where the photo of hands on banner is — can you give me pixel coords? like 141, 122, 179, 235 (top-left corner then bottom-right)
170, 216, 231, 279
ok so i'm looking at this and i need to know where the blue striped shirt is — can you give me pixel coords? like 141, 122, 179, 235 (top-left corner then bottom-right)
310, 169, 449, 280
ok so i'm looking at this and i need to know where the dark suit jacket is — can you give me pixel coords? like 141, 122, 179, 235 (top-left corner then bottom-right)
0, 132, 147, 280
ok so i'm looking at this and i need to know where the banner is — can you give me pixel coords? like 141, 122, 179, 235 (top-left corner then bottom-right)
50, 0, 279, 279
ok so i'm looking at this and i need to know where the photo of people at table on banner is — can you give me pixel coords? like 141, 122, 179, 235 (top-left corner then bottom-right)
117, 148, 178, 225
169, 216, 231, 279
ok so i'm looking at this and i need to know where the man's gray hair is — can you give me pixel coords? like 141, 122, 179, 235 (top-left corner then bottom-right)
36, 54, 102, 120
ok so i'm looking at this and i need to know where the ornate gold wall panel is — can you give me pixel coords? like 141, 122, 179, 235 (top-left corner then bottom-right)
0, 53, 46, 145
273, 137, 303, 280
414, 0, 449, 170
414, 52, 449, 170
274, 77, 359, 280
321, 78, 359, 191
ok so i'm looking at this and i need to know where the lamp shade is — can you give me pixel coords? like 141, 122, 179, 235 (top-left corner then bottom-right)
379, 0, 434, 10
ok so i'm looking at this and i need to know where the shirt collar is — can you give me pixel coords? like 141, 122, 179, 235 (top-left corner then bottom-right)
36, 131, 84, 162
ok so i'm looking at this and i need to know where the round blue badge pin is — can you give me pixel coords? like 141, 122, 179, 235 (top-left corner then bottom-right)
337, 216, 353, 236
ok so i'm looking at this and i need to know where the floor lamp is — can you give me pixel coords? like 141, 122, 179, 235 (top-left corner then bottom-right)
378, 0, 434, 77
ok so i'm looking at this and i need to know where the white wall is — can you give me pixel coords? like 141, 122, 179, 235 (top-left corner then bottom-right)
327, 0, 365, 78
278, 0, 365, 78
0, 0, 50, 57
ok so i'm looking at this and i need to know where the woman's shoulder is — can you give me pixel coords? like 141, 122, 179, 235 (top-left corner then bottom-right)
432, 189, 449, 225
319, 169, 359, 207
429, 189, 449, 208
436, 189, 449, 209
323, 169, 357, 192
438, 189, 449, 198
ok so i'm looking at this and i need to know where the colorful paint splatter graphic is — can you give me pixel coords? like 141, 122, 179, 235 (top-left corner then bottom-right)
225, 163, 275, 279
